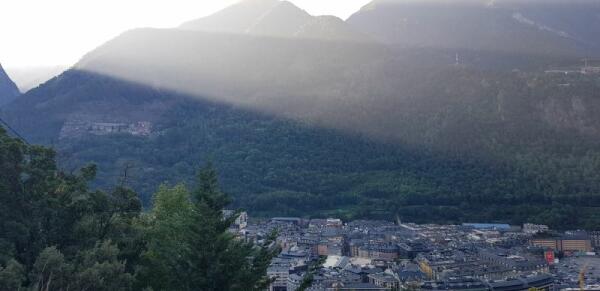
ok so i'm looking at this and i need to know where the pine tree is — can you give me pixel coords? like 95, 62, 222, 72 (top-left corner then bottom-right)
138, 163, 278, 291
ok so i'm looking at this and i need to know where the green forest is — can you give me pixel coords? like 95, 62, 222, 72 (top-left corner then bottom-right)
0, 127, 278, 290
5, 69, 600, 230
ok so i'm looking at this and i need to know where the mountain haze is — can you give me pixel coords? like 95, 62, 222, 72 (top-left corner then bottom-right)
2, 0, 600, 228
348, 0, 600, 57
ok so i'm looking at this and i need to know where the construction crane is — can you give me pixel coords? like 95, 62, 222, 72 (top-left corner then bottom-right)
579, 264, 588, 291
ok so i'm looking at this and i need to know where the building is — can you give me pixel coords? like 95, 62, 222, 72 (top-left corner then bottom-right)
327, 218, 343, 228
327, 282, 390, 290
287, 273, 304, 291
398, 242, 429, 259
560, 234, 593, 252
530, 238, 559, 250
523, 223, 549, 235
487, 273, 554, 291
222, 210, 248, 229
89, 122, 129, 134
317, 240, 329, 256
589, 231, 600, 250
581, 59, 600, 74
463, 223, 511, 231
327, 243, 344, 256
530, 234, 593, 252
582, 66, 600, 74
368, 272, 400, 289
268, 265, 289, 291
420, 274, 554, 291
421, 278, 489, 291
349, 239, 365, 257
478, 249, 549, 273
358, 244, 398, 261
272, 217, 304, 226
60, 120, 153, 139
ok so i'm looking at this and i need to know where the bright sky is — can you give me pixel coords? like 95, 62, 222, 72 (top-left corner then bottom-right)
0, 0, 370, 69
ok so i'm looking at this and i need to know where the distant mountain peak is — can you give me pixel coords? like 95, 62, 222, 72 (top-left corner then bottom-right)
243, 0, 312, 37
179, 0, 284, 34
179, 0, 364, 41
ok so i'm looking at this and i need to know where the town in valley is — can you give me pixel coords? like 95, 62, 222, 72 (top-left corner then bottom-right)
226, 212, 600, 291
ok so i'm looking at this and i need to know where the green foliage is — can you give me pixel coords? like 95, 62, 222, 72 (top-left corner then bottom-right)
0, 260, 25, 291
30, 247, 72, 290
0, 128, 275, 290
137, 164, 278, 291
72, 241, 135, 291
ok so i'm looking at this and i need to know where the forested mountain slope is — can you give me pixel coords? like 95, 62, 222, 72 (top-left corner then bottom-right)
2, 0, 600, 229
3, 67, 600, 229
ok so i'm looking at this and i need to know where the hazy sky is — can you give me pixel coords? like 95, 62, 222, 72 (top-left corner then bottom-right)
0, 0, 370, 69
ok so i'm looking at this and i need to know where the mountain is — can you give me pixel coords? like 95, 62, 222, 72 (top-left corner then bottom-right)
0, 63, 20, 106
2, 0, 600, 228
347, 0, 600, 57
6, 68, 600, 229
74, 28, 388, 130
180, 0, 368, 42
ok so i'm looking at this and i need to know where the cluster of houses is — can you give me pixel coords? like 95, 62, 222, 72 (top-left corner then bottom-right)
226, 213, 600, 291
59, 120, 152, 139
544, 59, 600, 75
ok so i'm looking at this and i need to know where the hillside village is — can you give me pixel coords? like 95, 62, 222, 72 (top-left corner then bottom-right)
59, 120, 152, 139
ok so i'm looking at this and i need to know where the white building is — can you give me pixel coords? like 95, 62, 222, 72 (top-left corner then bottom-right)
523, 223, 549, 235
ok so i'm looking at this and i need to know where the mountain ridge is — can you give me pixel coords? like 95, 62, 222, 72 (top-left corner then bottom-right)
347, 0, 600, 57
0, 63, 20, 107
180, 0, 368, 42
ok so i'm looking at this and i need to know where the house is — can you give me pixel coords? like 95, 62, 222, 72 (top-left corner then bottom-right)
368, 272, 400, 289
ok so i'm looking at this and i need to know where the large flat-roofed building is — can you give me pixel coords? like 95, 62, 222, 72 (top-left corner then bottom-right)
531, 234, 593, 252
421, 274, 554, 291
530, 238, 559, 250
462, 223, 511, 231
358, 243, 398, 261
560, 236, 593, 252
488, 274, 554, 291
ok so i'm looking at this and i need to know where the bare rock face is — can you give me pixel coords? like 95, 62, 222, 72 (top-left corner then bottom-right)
0, 64, 20, 107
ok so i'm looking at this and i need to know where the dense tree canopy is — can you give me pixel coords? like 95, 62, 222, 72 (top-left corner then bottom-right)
137, 164, 278, 291
0, 127, 276, 290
